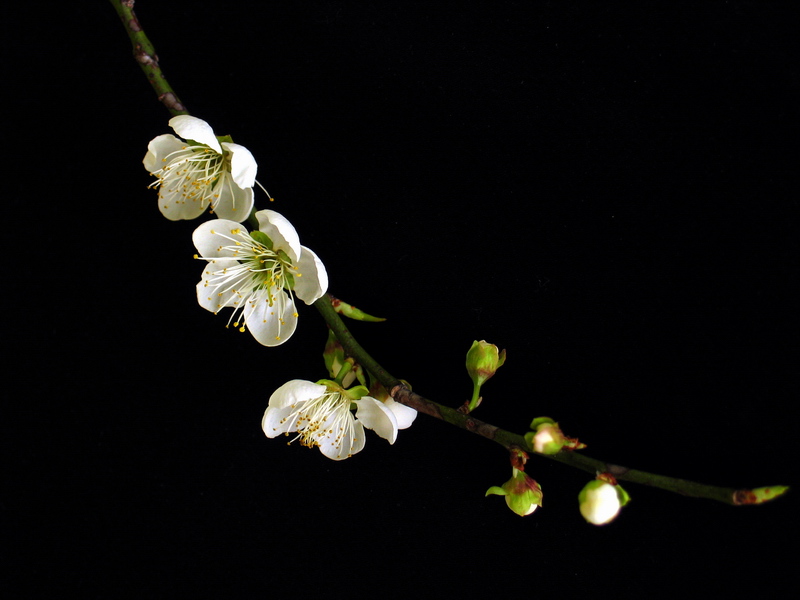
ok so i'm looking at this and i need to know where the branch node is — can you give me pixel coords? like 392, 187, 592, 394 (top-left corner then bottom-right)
159, 92, 186, 112
606, 463, 630, 477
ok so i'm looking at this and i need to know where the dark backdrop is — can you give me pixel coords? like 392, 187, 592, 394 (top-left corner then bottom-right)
6, 1, 797, 597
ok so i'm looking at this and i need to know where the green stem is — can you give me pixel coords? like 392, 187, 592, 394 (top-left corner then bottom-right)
109, 0, 188, 116
333, 359, 354, 386
467, 385, 481, 413
314, 293, 777, 506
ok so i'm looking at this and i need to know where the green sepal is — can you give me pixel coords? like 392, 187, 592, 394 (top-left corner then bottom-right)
342, 385, 370, 401
616, 484, 631, 507
485, 486, 507, 497
250, 230, 273, 249
216, 134, 234, 144
315, 379, 340, 391
523, 432, 536, 452
530, 416, 556, 430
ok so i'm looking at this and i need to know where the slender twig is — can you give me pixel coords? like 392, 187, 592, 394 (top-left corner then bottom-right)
315, 294, 774, 506
109, 0, 188, 116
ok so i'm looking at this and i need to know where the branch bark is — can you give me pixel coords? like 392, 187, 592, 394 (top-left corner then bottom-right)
109, 0, 188, 115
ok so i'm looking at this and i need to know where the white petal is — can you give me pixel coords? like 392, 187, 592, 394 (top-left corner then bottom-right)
355, 397, 399, 444
195, 258, 244, 313
319, 419, 366, 460
158, 186, 209, 221
169, 115, 222, 153
268, 380, 326, 410
293, 246, 329, 304
192, 219, 248, 258
262, 405, 301, 438
385, 398, 417, 430
222, 142, 257, 189
211, 173, 254, 222
143, 134, 183, 172
243, 289, 299, 346
255, 210, 301, 263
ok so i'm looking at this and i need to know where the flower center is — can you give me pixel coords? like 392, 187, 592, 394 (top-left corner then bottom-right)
196, 227, 301, 338
150, 144, 225, 207
285, 392, 357, 453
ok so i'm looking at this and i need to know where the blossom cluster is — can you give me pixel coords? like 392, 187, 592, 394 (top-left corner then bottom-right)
145, 116, 415, 461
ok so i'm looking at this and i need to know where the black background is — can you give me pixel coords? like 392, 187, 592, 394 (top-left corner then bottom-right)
5, 1, 798, 597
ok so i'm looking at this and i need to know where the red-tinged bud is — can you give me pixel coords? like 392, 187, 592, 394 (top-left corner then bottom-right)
486, 467, 543, 517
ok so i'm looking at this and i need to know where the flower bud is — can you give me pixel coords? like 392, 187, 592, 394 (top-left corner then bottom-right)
525, 417, 566, 455
733, 485, 790, 505
323, 330, 364, 387
466, 340, 506, 387
578, 479, 630, 525
486, 468, 543, 517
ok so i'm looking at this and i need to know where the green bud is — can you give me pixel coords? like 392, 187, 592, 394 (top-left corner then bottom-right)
486, 467, 543, 517
466, 340, 506, 387
525, 417, 566, 455
734, 485, 790, 505
751, 486, 789, 503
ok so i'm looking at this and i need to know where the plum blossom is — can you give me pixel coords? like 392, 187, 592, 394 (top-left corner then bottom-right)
193, 210, 328, 346
262, 380, 417, 460
144, 115, 257, 221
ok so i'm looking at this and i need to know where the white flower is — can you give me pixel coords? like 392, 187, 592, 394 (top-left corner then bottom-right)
193, 210, 328, 346
262, 380, 418, 460
144, 115, 257, 222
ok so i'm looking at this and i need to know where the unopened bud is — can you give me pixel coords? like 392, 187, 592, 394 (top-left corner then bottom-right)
525, 417, 566, 455
466, 340, 506, 387
486, 467, 543, 517
578, 479, 630, 525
